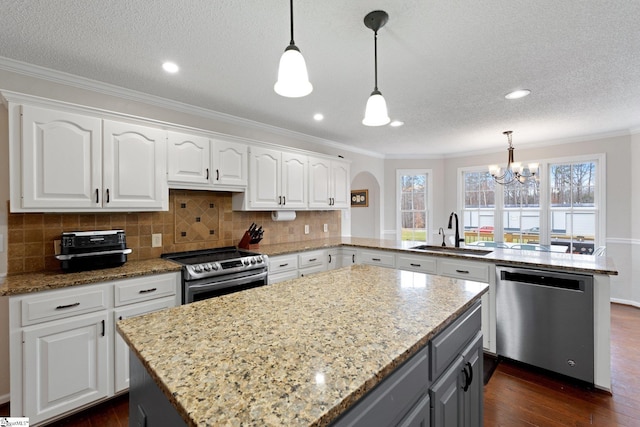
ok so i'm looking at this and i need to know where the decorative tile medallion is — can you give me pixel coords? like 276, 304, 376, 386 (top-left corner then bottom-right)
174, 195, 219, 244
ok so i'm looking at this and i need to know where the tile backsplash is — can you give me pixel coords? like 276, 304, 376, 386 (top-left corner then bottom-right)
7, 190, 341, 274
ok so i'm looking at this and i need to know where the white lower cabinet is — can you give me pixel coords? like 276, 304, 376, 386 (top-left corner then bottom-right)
327, 249, 339, 270
9, 272, 180, 424
113, 296, 177, 393
23, 311, 109, 425
358, 249, 396, 268
268, 254, 299, 284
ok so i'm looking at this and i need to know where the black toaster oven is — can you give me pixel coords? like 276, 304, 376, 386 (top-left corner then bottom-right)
56, 230, 132, 272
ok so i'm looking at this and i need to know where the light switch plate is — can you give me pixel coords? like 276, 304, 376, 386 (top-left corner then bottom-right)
304, 225, 309, 234
152, 234, 162, 248
323, 224, 328, 233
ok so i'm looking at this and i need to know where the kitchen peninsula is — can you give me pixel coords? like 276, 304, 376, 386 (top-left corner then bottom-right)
117, 264, 488, 426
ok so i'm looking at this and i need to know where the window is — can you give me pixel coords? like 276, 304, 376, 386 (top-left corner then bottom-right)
462, 171, 495, 242
397, 170, 431, 241
549, 161, 598, 254
459, 155, 603, 254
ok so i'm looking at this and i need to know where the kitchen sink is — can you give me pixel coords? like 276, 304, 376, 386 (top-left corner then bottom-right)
410, 245, 493, 256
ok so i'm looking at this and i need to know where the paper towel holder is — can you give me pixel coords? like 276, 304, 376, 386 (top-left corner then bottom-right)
271, 211, 297, 221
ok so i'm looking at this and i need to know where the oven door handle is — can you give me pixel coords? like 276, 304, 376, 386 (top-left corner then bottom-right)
187, 271, 268, 291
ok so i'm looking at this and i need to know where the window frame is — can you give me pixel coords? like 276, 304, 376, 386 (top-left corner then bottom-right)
457, 153, 605, 252
396, 169, 433, 243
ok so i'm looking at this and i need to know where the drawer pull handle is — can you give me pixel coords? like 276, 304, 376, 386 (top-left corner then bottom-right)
279, 263, 289, 267
308, 258, 317, 262
456, 269, 470, 274
216, 169, 220, 181
101, 319, 105, 337
352, 254, 355, 263
372, 258, 381, 261
328, 254, 332, 263
106, 188, 110, 203
463, 361, 474, 391
206, 168, 209, 180
56, 302, 80, 310
139, 288, 157, 294
410, 263, 421, 267
95, 188, 99, 203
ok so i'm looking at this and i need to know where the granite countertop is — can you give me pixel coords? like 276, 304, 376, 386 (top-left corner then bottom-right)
117, 264, 488, 427
257, 237, 618, 276
0, 258, 182, 296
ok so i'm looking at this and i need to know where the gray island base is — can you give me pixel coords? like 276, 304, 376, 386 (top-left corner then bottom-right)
119, 265, 488, 426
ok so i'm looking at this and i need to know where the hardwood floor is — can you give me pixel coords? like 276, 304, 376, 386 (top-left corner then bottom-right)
485, 303, 640, 426
1, 303, 638, 426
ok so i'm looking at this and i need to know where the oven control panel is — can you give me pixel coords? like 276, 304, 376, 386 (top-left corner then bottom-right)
184, 255, 267, 280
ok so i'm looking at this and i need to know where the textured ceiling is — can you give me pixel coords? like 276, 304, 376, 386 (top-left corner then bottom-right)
2, 0, 640, 156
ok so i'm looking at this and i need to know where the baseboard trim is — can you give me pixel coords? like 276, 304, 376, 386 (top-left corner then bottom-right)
611, 299, 640, 309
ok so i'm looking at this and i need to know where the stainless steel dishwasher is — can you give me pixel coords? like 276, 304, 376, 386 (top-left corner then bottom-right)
496, 265, 594, 383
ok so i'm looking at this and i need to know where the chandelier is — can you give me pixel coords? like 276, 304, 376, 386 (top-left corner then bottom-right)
489, 131, 538, 185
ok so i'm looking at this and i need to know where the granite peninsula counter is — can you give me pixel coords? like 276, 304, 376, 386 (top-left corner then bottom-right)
117, 264, 488, 426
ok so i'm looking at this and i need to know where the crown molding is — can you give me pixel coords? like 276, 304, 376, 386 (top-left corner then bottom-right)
0, 56, 384, 159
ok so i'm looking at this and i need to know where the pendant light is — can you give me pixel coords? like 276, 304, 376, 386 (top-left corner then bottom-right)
362, 10, 390, 126
274, 0, 312, 98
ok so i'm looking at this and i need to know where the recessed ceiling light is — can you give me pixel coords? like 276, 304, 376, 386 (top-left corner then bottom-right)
505, 89, 531, 100
162, 62, 179, 73
313, 113, 324, 121
389, 120, 404, 127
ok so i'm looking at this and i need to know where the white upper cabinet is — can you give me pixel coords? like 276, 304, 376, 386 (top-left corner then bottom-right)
308, 156, 350, 209
240, 146, 307, 210
20, 105, 102, 210
7, 97, 168, 212
212, 138, 248, 189
103, 120, 167, 210
167, 131, 211, 186
167, 132, 247, 191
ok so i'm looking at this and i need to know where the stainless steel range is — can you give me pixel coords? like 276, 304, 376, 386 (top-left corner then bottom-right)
162, 247, 268, 304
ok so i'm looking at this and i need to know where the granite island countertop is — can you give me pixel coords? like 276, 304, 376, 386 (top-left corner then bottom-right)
117, 264, 488, 427
257, 237, 618, 276
0, 258, 182, 296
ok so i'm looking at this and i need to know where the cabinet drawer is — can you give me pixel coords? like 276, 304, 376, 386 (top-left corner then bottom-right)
269, 270, 299, 285
114, 274, 177, 307
299, 250, 326, 268
21, 285, 109, 326
397, 255, 437, 274
430, 301, 481, 380
359, 250, 396, 268
299, 264, 326, 278
268, 254, 298, 274
438, 259, 489, 282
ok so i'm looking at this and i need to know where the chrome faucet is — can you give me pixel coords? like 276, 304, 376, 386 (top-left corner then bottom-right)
448, 212, 463, 247
438, 227, 446, 246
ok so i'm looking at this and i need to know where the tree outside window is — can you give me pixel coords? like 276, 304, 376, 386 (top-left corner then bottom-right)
399, 172, 428, 241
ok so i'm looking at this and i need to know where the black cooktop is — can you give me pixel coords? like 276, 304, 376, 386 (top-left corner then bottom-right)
162, 247, 258, 265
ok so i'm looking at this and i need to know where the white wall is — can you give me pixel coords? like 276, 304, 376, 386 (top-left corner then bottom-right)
0, 100, 9, 403
351, 171, 380, 238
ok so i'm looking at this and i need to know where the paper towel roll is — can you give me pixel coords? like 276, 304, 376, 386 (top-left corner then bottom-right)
271, 211, 296, 221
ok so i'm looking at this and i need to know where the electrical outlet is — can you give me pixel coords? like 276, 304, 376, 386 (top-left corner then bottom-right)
152, 233, 163, 248
304, 224, 309, 234
323, 224, 328, 233
54, 239, 61, 255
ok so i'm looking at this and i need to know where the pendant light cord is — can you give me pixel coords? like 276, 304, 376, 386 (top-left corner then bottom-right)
289, 0, 295, 45
373, 30, 379, 91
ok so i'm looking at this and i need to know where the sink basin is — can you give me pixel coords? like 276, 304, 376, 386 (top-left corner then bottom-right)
410, 245, 493, 256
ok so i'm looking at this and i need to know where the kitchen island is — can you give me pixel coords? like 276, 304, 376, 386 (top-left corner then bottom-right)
117, 264, 488, 426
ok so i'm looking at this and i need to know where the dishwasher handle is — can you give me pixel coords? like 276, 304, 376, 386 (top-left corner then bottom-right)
499, 270, 584, 291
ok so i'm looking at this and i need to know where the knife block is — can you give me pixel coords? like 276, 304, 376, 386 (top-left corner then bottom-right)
238, 231, 259, 250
